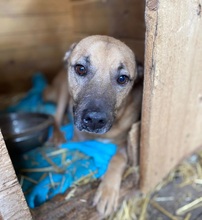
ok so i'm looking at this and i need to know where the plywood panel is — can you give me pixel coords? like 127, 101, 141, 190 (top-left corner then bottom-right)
0, 0, 69, 15
0, 133, 32, 219
140, 0, 202, 192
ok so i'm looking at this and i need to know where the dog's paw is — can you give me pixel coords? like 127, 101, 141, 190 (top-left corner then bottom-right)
93, 180, 119, 217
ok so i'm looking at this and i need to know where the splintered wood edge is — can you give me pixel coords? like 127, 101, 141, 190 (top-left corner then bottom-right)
0, 132, 32, 220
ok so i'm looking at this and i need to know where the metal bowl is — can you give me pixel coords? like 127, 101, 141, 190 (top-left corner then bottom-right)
0, 112, 54, 155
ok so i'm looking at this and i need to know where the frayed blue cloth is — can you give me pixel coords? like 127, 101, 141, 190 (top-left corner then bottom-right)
19, 124, 116, 208
7, 73, 117, 208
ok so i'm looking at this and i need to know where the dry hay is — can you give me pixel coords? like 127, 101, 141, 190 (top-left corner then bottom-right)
108, 150, 202, 220
31, 148, 202, 220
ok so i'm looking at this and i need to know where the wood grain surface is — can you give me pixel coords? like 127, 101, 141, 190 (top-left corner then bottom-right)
140, 0, 202, 192
0, 0, 145, 94
0, 132, 32, 220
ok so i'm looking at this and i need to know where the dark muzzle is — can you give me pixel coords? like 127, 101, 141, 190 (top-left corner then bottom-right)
81, 110, 108, 132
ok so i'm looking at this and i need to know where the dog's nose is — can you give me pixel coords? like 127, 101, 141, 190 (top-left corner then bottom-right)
82, 111, 107, 131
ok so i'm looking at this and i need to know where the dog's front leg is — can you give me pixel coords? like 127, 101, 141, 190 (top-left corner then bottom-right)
93, 149, 127, 217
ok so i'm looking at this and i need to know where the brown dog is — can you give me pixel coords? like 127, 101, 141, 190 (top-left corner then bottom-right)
43, 35, 143, 216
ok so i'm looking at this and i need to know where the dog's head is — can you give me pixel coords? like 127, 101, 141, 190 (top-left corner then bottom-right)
65, 35, 138, 134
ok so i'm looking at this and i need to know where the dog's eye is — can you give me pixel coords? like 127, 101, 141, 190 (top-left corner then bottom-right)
117, 75, 129, 85
75, 64, 87, 76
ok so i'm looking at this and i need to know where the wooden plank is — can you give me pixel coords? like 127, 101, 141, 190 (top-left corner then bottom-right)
0, 42, 72, 64
0, 42, 73, 94
0, 30, 71, 51
0, 59, 62, 94
0, 42, 71, 94
0, 132, 32, 219
0, 14, 70, 35
0, 63, 61, 94
140, 0, 202, 192
0, 0, 70, 15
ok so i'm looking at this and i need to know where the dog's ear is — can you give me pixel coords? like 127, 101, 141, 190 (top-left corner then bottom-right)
136, 60, 144, 80
63, 43, 77, 66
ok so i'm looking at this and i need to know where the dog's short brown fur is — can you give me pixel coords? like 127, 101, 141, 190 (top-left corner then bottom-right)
43, 35, 143, 216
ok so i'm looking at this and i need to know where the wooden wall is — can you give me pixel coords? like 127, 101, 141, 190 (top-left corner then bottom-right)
140, 0, 202, 192
0, 0, 145, 94
0, 0, 73, 94
0, 133, 32, 219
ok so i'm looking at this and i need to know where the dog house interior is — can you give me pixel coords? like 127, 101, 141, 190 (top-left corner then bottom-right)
0, 0, 202, 219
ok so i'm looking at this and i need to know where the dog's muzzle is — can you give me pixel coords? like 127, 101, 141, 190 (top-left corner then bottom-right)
81, 110, 108, 133
74, 100, 114, 134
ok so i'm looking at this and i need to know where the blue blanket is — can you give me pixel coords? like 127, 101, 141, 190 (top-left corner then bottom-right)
7, 73, 117, 208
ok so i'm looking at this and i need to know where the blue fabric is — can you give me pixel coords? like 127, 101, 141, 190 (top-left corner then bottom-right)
19, 124, 116, 208
6, 73, 117, 208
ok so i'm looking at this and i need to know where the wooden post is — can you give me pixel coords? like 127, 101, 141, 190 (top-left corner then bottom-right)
0, 132, 32, 219
140, 0, 202, 192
